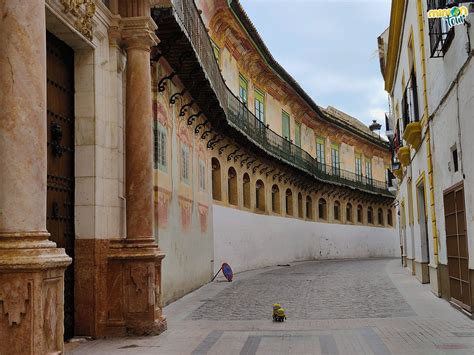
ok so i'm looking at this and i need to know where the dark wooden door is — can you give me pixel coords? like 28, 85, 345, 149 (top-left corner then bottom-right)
46, 31, 75, 339
444, 182, 470, 311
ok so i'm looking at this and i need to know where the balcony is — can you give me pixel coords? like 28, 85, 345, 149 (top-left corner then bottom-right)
397, 146, 411, 167
151, 1, 393, 199
403, 121, 422, 149
392, 162, 403, 179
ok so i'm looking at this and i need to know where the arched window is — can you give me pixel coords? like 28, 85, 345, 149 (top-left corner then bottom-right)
318, 198, 327, 220
212, 158, 221, 201
387, 209, 393, 226
255, 179, 265, 211
227, 167, 238, 206
306, 196, 313, 219
271, 185, 281, 213
346, 203, 353, 223
298, 193, 303, 218
286, 189, 293, 216
378, 208, 384, 225
334, 200, 341, 221
367, 207, 373, 224
243, 173, 250, 208
357, 205, 363, 223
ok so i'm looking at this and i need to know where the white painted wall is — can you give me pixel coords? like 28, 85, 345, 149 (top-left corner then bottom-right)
213, 205, 399, 274
424, 9, 474, 267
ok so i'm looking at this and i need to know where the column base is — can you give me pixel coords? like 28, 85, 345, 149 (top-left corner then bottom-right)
0, 232, 72, 355
106, 237, 167, 337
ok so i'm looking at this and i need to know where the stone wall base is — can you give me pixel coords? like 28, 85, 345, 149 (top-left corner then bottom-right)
0, 233, 71, 355
429, 264, 441, 297
415, 261, 430, 284
438, 263, 450, 301
75, 238, 167, 338
406, 257, 416, 275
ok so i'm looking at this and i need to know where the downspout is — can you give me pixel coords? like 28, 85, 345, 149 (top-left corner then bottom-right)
455, 80, 464, 177
416, 0, 439, 265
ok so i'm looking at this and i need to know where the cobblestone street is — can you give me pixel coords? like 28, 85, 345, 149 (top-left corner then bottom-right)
71, 259, 474, 354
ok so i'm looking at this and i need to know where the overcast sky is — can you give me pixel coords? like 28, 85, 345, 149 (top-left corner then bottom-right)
239, 0, 391, 129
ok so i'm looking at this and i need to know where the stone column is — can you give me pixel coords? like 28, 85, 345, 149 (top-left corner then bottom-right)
106, 13, 166, 336
0, 0, 71, 353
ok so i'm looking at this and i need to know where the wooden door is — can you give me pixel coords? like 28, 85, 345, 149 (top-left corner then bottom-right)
46, 32, 75, 339
444, 182, 470, 311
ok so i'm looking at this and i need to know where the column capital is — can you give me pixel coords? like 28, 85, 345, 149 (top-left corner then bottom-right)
120, 16, 159, 51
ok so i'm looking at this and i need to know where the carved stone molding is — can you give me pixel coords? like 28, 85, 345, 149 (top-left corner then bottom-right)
0, 279, 30, 326
60, 0, 96, 40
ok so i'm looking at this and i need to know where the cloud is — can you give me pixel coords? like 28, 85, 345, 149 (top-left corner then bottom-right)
239, 0, 391, 129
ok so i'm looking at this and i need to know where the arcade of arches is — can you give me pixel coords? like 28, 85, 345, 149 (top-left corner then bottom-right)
210, 155, 394, 227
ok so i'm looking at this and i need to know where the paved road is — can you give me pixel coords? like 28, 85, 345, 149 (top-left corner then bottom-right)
71, 259, 474, 354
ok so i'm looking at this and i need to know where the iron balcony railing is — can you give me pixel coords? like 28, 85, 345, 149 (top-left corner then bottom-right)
402, 69, 420, 129
170, 0, 391, 196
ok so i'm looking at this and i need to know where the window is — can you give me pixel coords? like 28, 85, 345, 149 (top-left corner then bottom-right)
212, 158, 221, 200
181, 145, 190, 184
331, 144, 340, 176
239, 74, 248, 105
357, 205, 363, 223
378, 208, 384, 225
198, 159, 206, 191
154, 121, 167, 171
428, 0, 455, 58
286, 189, 293, 215
346, 203, 353, 222
367, 207, 373, 224
254, 89, 265, 123
365, 159, 373, 183
306, 196, 313, 219
228, 167, 238, 205
298, 193, 303, 218
316, 137, 325, 169
355, 154, 362, 181
452, 148, 459, 172
256, 180, 265, 211
295, 122, 301, 147
402, 68, 420, 128
272, 185, 281, 213
243, 173, 251, 208
282, 111, 290, 140
387, 209, 393, 226
318, 198, 327, 220
334, 201, 340, 221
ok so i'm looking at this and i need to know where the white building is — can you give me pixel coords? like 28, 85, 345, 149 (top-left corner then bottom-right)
380, 0, 474, 313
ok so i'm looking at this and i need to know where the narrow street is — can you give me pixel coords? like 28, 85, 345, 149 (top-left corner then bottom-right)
71, 259, 474, 354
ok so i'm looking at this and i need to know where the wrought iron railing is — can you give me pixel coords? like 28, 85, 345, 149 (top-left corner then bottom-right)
169, 0, 391, 196
428, 0, 455, 58
402, 69, 420, 129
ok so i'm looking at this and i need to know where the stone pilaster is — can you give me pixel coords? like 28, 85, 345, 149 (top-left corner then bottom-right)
0, 0, 72, 353
105, 15, 166, 336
